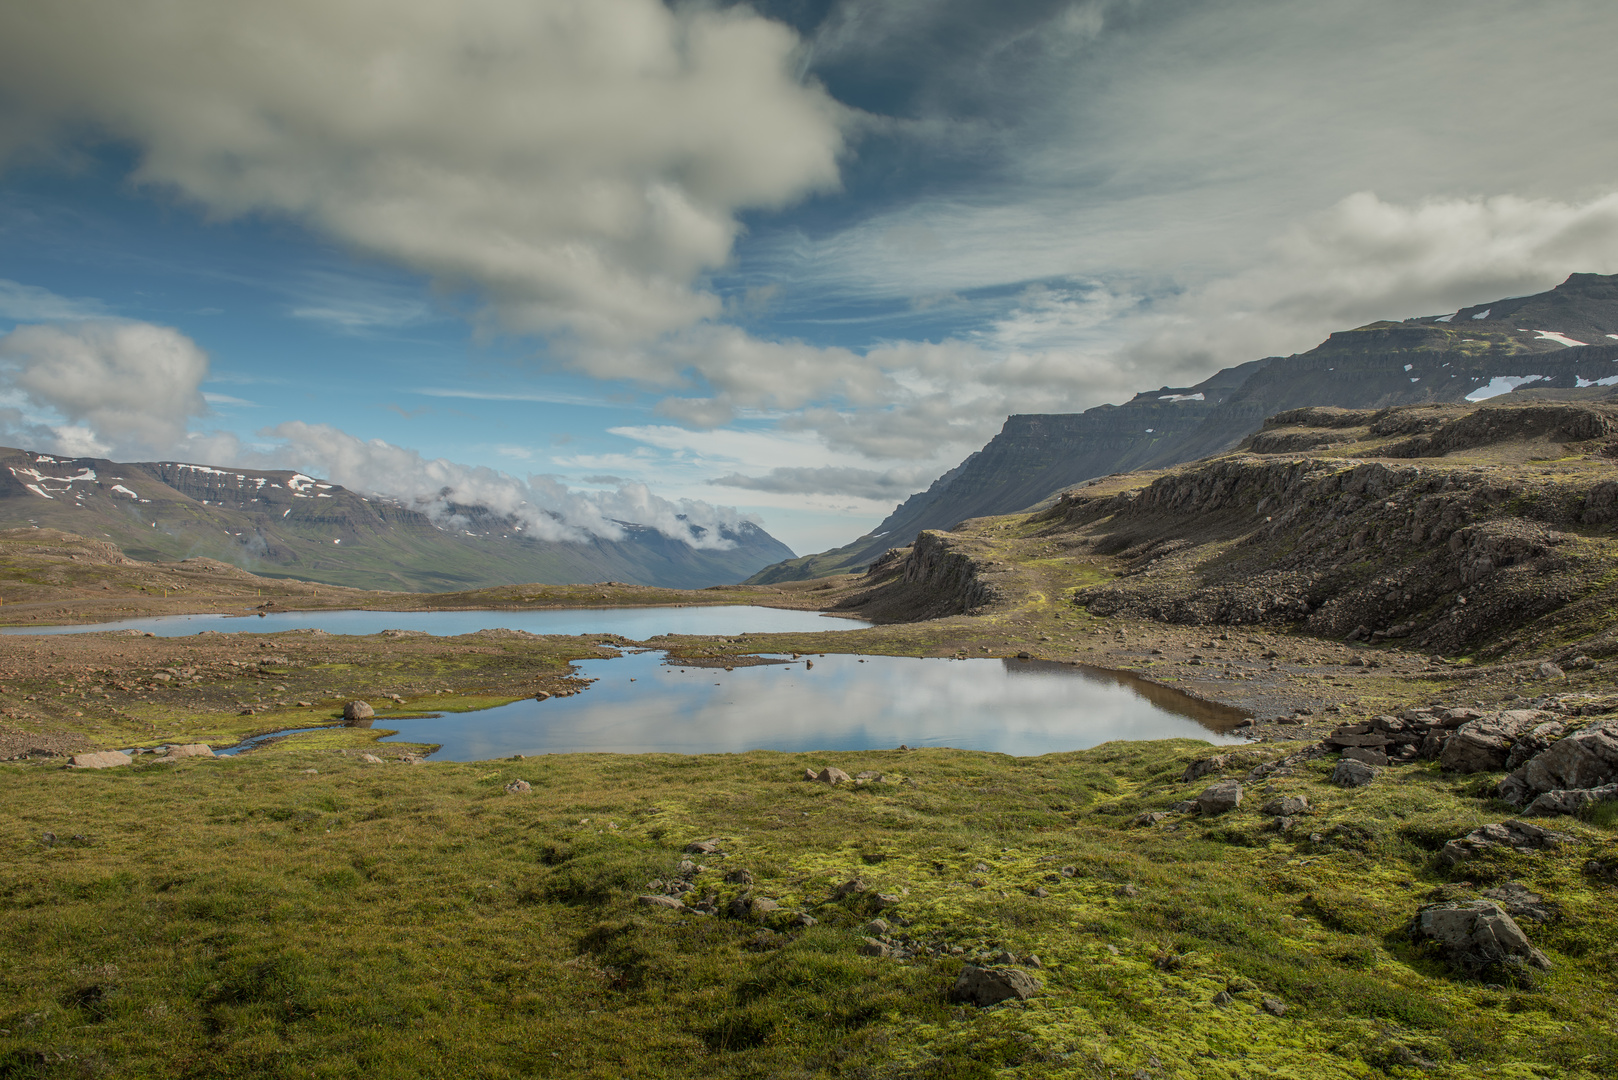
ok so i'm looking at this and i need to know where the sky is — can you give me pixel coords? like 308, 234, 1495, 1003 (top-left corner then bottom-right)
1, 0, 1617, 557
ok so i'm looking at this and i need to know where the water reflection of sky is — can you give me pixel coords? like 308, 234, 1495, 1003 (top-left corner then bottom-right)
378, 652, 1250, 760
2, 606, 870, 638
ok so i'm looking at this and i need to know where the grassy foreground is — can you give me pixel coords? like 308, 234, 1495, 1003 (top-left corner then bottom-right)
4, 740, 1616, 1079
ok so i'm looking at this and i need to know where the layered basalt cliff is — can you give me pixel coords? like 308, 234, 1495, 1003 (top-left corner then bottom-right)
1034, 403, 1618, 656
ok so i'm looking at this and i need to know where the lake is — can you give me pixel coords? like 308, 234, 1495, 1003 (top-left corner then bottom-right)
349, 651, 1249, 759
2, 605, 870, 638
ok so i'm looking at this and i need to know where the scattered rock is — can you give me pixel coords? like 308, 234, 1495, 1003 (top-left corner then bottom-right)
1538, 661, 1564, 680
342, 700, 374, 722
856, 771, 885, 781
949, 965, 1041, 1007
1182, 755, 1229, 783
1331, 759, 1378, 787
1503, 719, 1618, 804
1340, 746, 1390, 767
1523, 782, 1618, 817
1260, 795, 1309, 816
504, 780, 531, 794
874, 892, 904, 909
832, 877, 868, 899
637, 895, 686, 912
1195, 779, 1243, 814
1115, 884, 1139, 898
358, 753, 385, 765
1030, 886, 1050, 898
153, 743, 215, 763
793, 913, 817, 928
858, 938, 891, 957
68, 751, 130, 769
724, 868, 754, 885
1480, 882, 1559, 924
684, 840, 721, 855
1260, 998, 1288, 1017
1212, 991, 1234, 1006
863, 918, 890, 935
803, 768, 817, 781
1169, 800, 1197, 813
1410, 899, 1552, 974
813, 767, 852, 785
1131, 811, 1169, 827
1439, 819, 1575, 865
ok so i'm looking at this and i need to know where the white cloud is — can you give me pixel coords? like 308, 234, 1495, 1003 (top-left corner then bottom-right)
262, 421, 755, 550
0, 0, 848, 346
0, 320, 210, 457
710, 464, 938, 502
0, 280, 109, 322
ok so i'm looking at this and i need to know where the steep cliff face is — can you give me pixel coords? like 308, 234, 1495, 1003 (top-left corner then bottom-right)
826, 530, 1006, 623
749, 272, 1618, 584
1035, 402, 1618, 655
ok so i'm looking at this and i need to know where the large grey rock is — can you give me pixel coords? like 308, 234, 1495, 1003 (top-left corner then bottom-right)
343, 700, 375, 723
152, 743, 215, 763
68, 751, 130, 769
813, 767, 852, 785
1439, 819, 1575, 865
950, 965, 1041, 1006
1440, 710, 1549, 773
1523, 783, 1618, 817
1522, 719, 1618, 792
1411, 900, 1551, 973
1505, 721, 1567, 771
1331, 759, 1378, 787
1340, 746, 1389, 767
1195, 779, 1243, 814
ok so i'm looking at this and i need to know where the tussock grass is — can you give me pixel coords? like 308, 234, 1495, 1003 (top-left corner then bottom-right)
3, 738, 1615, 1078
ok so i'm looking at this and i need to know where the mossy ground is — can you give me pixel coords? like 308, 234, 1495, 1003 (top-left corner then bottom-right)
4, 742, 1616, 1078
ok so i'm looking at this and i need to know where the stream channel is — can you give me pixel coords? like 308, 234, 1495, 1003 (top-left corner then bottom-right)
18, 605, 1249, 757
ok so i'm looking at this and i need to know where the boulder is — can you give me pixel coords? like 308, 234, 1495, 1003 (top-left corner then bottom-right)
1505, 721, 1567, 770
1439, 819, 1575, 865
504, 780, 531, 794
358, 753, 385, 765
343, 700, 374, 723
1410, 900, 1551, 973
858, 938, 891, 957
1331, 759, 1378, 787
68, 751, 130, 769
1521, 719, 1618, 793
684, 840, 721, 855
813, 767, 852, 785
1340, 746, 1390, 767
1260, 795, 1309, 816
1523, 783, 1618, 817
1537, 661, 1564, 680
949, 965, 1042, 1007
1440, 710, 1549, 773
1194, 780, 1243, 815
1181, 755, 1228, 782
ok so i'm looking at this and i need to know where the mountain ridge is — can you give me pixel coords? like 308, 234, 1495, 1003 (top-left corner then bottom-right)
748, 272, 1618, 583
0, 448, 794, 591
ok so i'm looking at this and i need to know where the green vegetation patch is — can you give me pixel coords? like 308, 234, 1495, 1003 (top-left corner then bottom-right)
2, 739, 1615, 1078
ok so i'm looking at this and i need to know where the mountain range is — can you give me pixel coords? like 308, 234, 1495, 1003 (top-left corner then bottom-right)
748, 272, 1618, 582
0, 451, 794, 592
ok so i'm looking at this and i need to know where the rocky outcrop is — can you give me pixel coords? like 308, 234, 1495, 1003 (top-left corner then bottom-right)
833, 530, 1009, 621
1439, 820, 1575, 865
1497, 718, 1618, 812
1411, 900, 1552, 974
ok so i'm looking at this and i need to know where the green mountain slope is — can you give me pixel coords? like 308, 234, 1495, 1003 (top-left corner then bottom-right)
0, 452, 793, 591
750, 272, 1618, 583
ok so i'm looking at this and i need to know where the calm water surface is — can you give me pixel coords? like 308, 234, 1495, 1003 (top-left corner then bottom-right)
368, 651, 1249, 759
3, 605, 869, 638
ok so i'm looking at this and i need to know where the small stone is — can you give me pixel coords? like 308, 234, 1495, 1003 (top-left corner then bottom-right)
874, 892, 903, 909
685, 840, 721, 855
1261, 795, 1309, 816
1182, 754, 1229, 783
856, 771, 884, 781
504, 780, 531, 794
1060, 865, 1077, 877
1115, 884, 1139, 898
833, 877, 868, 898
793, 913, 817, 927
1030, 886, 1050, 898
724, 868, 754, 885
1024, 954, 1042, 969
358, 753, 385, 765
1261, 997, 1287, 1016
803, 768, 818, 781
1131, 811, 1169, 827
638, 895, 686, 911
863, 918, 890, 935
1538, 661, 1564, 680
859, 938, 891, 957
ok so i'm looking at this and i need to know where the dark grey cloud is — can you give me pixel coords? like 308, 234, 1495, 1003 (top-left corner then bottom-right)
711, 464, 939, 501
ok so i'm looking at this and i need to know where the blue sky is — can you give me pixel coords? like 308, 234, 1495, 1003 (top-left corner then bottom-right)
1, 0, 1617, 555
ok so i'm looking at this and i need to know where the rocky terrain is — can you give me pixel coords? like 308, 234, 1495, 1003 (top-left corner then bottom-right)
0, 448, 794, 591
752, 272, 1618, 582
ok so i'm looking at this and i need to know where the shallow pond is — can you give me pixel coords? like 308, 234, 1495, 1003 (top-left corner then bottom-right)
357, 651, 1248, 759
3, 605, 870, 638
